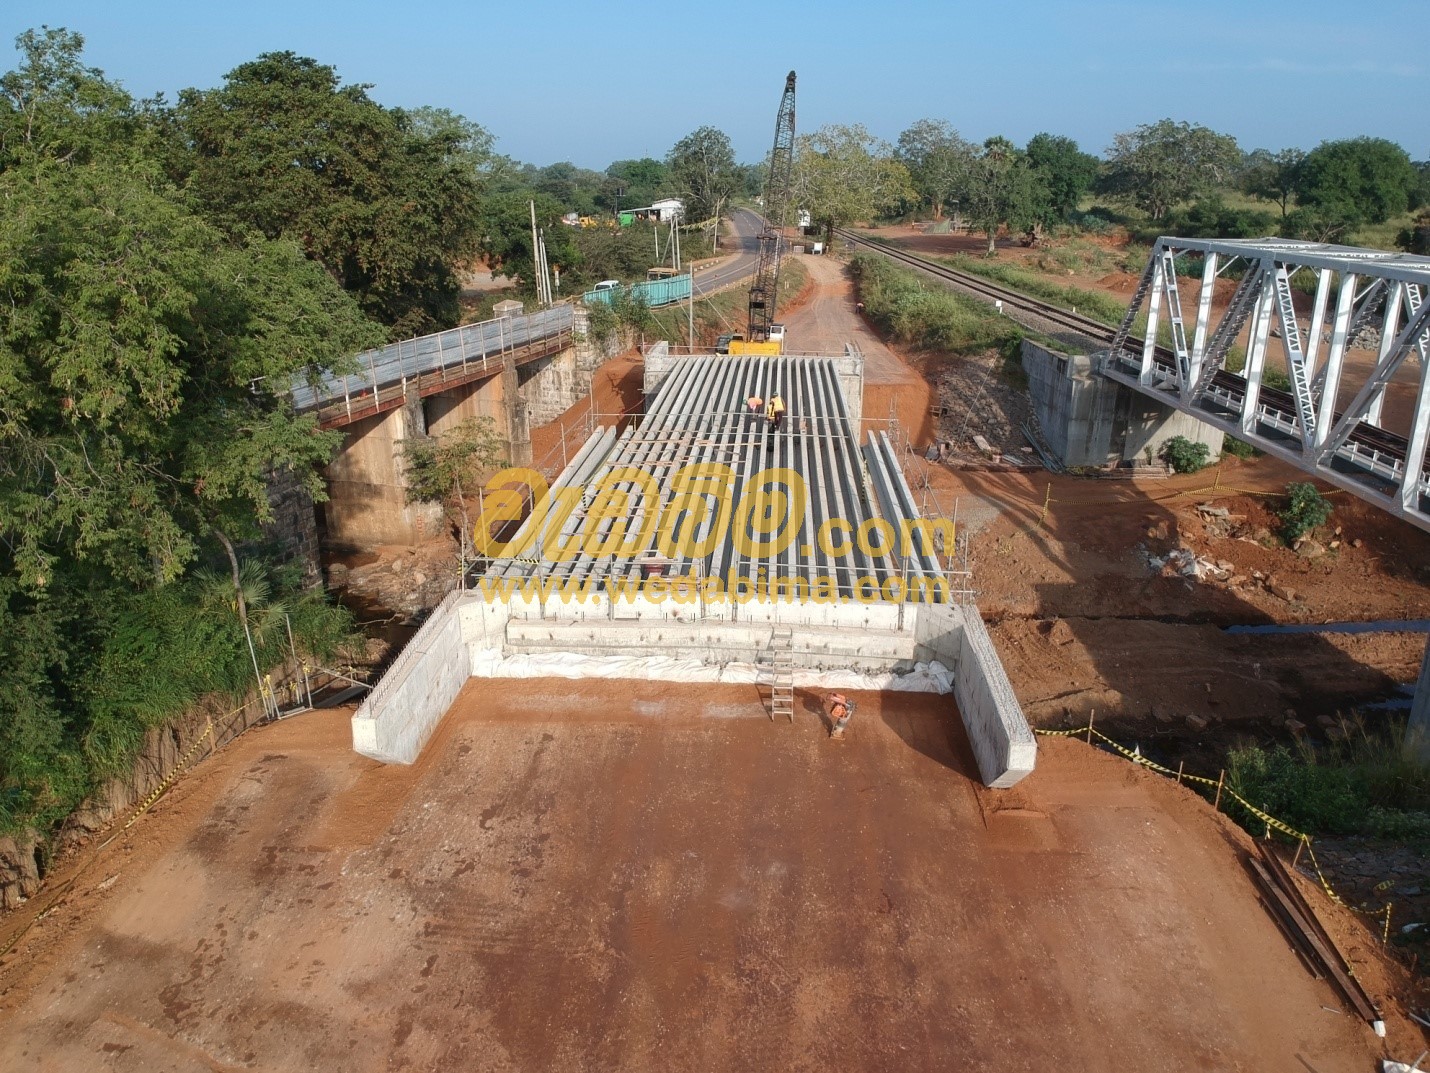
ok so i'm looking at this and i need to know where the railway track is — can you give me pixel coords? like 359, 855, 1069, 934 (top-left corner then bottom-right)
834, 226, 1425, 488
831, 226, 1158, 353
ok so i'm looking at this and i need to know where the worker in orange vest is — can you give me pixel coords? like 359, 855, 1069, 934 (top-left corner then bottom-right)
825, 691, 853, 738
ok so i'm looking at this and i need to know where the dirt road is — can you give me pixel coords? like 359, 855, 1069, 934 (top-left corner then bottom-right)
783, 255, 937, 448
0, 682, 1409, 1071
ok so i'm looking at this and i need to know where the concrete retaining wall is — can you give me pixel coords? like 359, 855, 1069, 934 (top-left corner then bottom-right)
951, 609, 1036, 787
351, 589, 470, 764
504, 618, 917, 672
520, 348, 585, 428
643, 341, 677, 398
263, 469, 322, 588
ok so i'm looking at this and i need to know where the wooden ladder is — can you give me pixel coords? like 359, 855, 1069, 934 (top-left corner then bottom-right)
768, 626, 795, 722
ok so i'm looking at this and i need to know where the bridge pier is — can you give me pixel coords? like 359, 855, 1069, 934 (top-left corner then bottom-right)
321, 394, 447, 549
318, 314, 618, 550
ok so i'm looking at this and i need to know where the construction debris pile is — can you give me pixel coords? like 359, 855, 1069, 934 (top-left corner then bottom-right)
932, 350, 1039, 467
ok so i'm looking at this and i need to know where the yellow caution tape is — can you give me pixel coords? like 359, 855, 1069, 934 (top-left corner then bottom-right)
1035, 725, 1395, 923
121, 718, 214, 832
0, 698, 258, 964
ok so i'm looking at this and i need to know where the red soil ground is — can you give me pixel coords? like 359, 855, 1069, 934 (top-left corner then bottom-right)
1, 681, 1420, 1071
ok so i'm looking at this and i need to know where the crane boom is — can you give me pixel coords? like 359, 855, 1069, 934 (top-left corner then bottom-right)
747, 71, 796, 344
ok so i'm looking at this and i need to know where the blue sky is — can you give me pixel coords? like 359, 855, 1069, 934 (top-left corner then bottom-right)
4, 0, 1425, 168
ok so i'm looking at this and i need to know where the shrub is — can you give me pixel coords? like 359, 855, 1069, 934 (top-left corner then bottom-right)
1226, 724, 1430, 841
1279, 482, 1333, 542
1064, 211, 1114, 235
1221, 437, 1257, 460
585, 302, 619, 346
1160, 435, 1210, 473
1164, 198, 1278, 240
1227, 742, 1366, 836
849, 254, 1020, 353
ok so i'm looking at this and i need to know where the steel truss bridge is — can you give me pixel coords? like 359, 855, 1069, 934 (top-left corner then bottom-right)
1101, 238, 1430, 532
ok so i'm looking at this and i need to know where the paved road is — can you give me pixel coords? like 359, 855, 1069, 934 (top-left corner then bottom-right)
694, 208, 763, 296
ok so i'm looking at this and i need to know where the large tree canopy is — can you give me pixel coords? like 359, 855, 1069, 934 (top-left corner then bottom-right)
479, 190, 580, 291
0, 26, 142, 169
1241, 147, 1306, 218
0, 30, 379, 837
666, 125, 738, 223
603, 157, 669, 213
1293, 137, 1418, 238
895, 118, 972, 219
1102, 118, 1241, 221
173, 52, 482, 338
956, 137, 1046, 254
0, 161, 381, 587
794, 124, 913, 244
1024, 133, 1099, 222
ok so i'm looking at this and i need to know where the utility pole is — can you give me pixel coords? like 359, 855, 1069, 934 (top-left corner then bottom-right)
688, 263, 695, 350
528, 200, 544, 306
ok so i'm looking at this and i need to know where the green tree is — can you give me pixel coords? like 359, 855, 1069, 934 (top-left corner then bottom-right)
1399, 209, 1430, 255
478, 189, 580, 292
403, 105, 497, 185
173, 51, 483, 337
667, 125, 738, 224
739, 160, 766, 200
1024, 132, 1099, 222
0, 161, 381, 588
1291, 137, 1417, 239
794, 124, 914, 245
957, 137, 1045, 254
895, 118, 972, 219
531, 160, 607, 215
1241, 147, 1305, 218
0, 26, 141, 168
1103, 118, 1241, 220
602, 158, 668, 213
0, 32, 371, 840
401, 417, 506, 555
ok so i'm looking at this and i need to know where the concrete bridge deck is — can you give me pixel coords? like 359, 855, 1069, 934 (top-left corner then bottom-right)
292, 306, 575, 427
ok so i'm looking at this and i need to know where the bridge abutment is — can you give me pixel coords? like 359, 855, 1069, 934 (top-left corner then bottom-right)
1022, 339, 1223, 468
1409, 639, 1430, 763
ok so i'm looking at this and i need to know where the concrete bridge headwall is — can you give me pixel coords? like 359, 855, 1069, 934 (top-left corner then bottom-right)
350, 592, 1037, 788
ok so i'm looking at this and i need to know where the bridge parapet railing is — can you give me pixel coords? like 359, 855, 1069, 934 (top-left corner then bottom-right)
289, 305, 576, 415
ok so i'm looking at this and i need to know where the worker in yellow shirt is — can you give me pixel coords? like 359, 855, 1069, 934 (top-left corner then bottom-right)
766, 392, 786, 433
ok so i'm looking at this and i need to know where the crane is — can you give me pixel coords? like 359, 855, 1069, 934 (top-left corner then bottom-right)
742, 71, 796, 351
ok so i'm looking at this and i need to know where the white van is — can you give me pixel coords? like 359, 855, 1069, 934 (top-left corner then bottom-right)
594, 280, 620, 292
